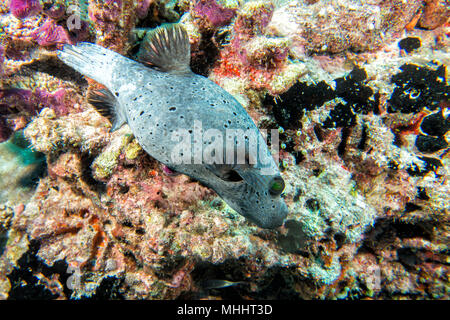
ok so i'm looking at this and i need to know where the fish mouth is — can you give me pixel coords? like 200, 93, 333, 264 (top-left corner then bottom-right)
254, 217, 285, 229
244, 202, 288, 229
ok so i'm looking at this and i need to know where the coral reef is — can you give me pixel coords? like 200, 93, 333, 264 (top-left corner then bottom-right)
209, 0, 303, 95
0, 87, 83, 143
418, 0, 449, 30
0, 0, 448, 300
0, 131, 46, 205
191, 0, 236, 31
9, 0, 42, 19
89, 0, 137, 53
267, 0, 424, 54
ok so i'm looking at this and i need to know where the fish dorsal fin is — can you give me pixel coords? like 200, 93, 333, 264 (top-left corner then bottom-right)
137, 24, 191, 75
87, 88, 126, 132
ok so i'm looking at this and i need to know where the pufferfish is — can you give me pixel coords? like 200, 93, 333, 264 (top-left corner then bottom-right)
57, 24, 288, 228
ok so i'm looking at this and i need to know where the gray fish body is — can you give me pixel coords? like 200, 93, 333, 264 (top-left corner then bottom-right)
57, 26, 288, 228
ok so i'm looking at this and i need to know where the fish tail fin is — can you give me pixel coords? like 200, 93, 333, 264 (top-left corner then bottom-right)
57, 42, 122, 86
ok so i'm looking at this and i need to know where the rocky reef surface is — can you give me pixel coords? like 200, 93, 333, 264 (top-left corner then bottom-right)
0, 0, 448, 299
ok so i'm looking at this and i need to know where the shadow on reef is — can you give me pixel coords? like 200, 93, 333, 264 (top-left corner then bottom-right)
7, 240, 71, 300
189, 29, 222, 77
180, 259, 316, 300
0, 228, 7, 257
357, 216, 449, 297
7, 239, 126, 300
20, 56, 88, 90
277, 219, 310, 257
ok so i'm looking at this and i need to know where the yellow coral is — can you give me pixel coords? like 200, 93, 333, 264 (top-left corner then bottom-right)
124, 139, 143, 160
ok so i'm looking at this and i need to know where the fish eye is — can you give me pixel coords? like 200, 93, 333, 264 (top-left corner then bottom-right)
269, 177, 285, 196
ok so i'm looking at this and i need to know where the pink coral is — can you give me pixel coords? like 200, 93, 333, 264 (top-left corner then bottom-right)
31, 19, 72, 46
192, 0, 236, 29
9, 0, 42, 19
0, 87, 77, 142
211, 2, 291, 92
30, 18, 90, 47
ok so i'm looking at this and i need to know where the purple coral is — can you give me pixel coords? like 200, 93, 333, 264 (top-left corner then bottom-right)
136, 0, 152, 19
0, 87, 72, 142
0, 88, 35, 114
30, 18, 89, 46
31, 19, 72, 46
0, 87, 71, 116
9, 0, 42, 19
193, 0, 236, 29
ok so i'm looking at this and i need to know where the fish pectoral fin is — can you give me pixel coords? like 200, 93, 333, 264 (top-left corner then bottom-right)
137, 24, 192, 75
87, 88, 126, 132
